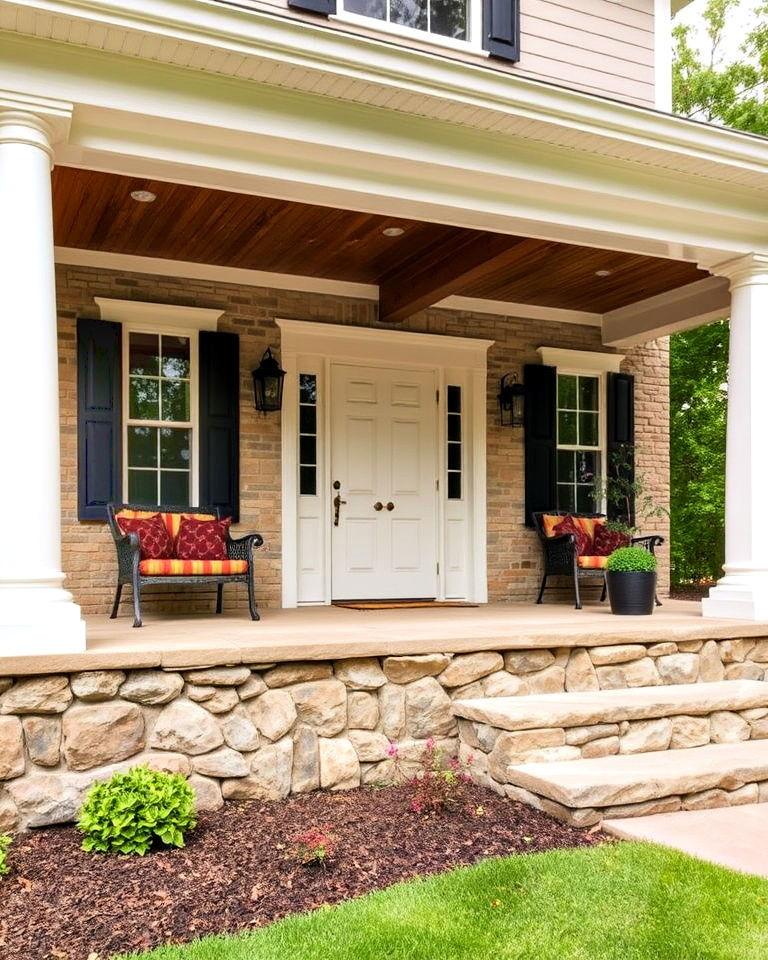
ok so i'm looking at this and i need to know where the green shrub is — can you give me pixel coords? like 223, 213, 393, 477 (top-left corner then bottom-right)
78, 765, 197, 856
606, 546, 657, 573
0, 834, 11, 877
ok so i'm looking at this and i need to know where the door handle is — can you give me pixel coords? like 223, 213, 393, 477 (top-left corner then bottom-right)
333, 481, 347, 527
386, 502, 395, 511
373, 501, 383, 511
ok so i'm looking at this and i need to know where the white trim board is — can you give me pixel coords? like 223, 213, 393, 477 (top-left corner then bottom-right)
278, 318, 491, 607
59, 248, 605, 328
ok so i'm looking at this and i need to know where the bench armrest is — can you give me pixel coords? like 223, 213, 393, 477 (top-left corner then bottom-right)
227, 531, 264, 563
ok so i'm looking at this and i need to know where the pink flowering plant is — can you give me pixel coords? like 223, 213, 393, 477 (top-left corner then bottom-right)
389, 738, 474, 814
289, 825, 338, 867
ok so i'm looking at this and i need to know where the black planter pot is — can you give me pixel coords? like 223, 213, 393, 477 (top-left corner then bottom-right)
606, 570, 657, 616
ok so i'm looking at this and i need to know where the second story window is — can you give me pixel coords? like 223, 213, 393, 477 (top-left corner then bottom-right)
343, 0, 468, 41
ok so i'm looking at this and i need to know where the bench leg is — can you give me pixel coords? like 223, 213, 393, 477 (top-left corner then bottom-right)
536, 573, 548, 604
216, 582, 223, 615
600, 577, 607, 602
110, 582, 123, 619
132, 581, 142, 628
573, 573, 582, 610
247, 574, 260, 621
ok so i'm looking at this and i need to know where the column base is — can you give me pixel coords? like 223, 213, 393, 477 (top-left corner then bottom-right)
702, 575, 768, 621
0, 585, 86, 656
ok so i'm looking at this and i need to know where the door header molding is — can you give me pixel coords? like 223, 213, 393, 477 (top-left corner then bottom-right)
277, 318, 494, 369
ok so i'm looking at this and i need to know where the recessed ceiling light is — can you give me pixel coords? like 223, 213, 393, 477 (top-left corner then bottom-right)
595, 269, 613, 277
382, 226, 405, 237
130, 189, 156, 203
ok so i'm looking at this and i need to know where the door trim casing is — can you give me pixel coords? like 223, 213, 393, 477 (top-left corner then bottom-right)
278, 318, 493, 607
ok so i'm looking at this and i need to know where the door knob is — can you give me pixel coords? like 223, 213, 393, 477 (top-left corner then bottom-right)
373, 501, 384, 511
386, 502, 395, 511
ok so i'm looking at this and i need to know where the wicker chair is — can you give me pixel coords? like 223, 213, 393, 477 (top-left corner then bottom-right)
107, 503, 264, 627
531, 510, 664, 610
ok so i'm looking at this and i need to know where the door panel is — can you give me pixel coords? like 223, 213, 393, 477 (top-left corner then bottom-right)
331, 363, 438, 600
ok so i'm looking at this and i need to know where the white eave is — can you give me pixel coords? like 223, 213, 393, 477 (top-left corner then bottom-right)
1, 0, 768, 196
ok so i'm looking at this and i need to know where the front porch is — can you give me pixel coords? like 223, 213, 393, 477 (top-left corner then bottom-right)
3, 599, 766, 676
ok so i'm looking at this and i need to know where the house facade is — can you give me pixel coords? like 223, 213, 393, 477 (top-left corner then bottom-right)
1, 0, 767, 657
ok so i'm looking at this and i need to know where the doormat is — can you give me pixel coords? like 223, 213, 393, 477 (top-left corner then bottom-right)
333, 600, 479, 610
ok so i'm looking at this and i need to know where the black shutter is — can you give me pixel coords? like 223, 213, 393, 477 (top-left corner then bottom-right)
199, 331, 240, 522
523, 363, 556, 527
77, 317, 122, 520
482, 0, 520, 61
288, 0, 336, 15
606, 371, 635, 525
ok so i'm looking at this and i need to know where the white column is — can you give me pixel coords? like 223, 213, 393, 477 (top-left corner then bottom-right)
703, 254, 768, 620
0, 108, 85, 653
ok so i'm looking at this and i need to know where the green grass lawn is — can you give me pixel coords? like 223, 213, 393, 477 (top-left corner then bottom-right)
125, 842, 768, 960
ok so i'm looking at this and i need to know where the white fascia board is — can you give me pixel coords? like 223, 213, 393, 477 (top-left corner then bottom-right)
437, 295, 602, 326
56, 247, 378, 300
602, 276, 731, 347
6, 0, 768, 180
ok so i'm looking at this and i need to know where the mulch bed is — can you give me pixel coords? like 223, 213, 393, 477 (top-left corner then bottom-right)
669, 583, 716, 601
0, 783, 605, 960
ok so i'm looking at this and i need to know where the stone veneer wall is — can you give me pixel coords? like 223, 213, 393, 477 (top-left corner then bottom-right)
56, 263, 671, 615
1, 637, 764, 833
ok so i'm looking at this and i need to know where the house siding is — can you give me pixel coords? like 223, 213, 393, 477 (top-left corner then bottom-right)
233, 0, 657, 107
56, 263, 670, 616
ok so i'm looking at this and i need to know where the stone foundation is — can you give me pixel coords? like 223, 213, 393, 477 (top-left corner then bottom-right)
1, 637, 766, 832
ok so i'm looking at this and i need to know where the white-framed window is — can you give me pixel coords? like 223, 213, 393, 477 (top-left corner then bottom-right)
122, 327, 199, 506
555, 371, 604, 514
335, 0, 481, 49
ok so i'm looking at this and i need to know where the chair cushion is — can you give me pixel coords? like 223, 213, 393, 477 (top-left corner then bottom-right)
573, 516, 597, 553
139, 559, 248, 576
553, 515, 589, 556
541, 514, 563, 538
175, 516, 232, 561
577, 555, 609, 569
593, 523, 630, 556
116, 509, 216, 542
116, 512, 173, 560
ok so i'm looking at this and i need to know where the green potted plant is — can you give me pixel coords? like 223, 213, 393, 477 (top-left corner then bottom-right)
605, 546, 657, 615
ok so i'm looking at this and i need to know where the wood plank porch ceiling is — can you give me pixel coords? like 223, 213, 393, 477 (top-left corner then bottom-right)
52, 167, 708, 317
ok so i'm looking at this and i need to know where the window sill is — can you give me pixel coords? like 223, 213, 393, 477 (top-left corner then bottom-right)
332, 10, 483, 55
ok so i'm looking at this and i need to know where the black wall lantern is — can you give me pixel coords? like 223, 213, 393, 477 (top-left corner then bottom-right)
498, 372, 525, 427
252, 347, 286, 413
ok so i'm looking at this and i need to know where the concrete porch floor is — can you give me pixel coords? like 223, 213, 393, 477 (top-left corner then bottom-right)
3, 599, 768, 676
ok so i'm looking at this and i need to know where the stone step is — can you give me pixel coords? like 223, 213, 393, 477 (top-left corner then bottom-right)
453, 680, 768, 731
505, 740, 768, 825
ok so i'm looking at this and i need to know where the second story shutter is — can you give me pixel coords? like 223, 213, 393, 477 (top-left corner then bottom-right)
482, 0, 520, 61
288, 0, 337, 15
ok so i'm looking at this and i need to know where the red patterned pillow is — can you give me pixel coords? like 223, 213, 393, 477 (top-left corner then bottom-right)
116, 512, 174, 561
175, 516, 232, 561
593, 523, 631, 556
553, 515, 589, 556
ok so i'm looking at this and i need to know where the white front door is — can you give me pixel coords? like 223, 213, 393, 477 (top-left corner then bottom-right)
331, 363, 438, 600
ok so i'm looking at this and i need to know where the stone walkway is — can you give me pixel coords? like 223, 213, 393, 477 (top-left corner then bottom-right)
603, 804, 768, 878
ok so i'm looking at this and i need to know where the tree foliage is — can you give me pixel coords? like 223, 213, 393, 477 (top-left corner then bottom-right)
669, 322, 728, 584
673, 0, 768, 132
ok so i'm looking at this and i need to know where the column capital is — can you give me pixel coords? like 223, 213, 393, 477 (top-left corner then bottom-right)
710, 253, 768, 290
0, 91, 72, 165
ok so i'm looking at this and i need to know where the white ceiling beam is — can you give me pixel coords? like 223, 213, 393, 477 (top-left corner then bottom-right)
602, 276, 731, 347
